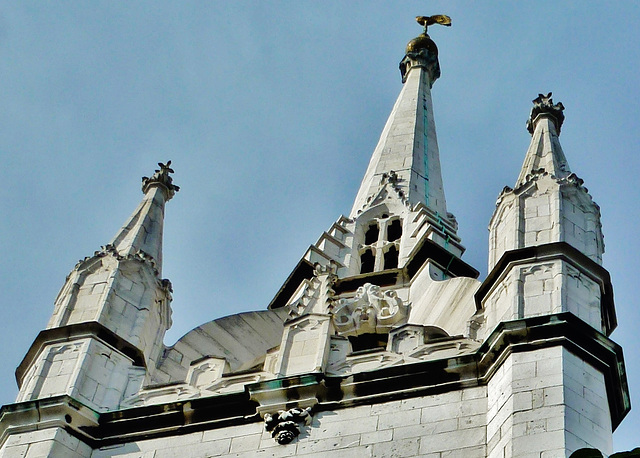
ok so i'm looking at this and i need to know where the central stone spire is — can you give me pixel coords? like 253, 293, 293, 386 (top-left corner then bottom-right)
350, 16, 451, 220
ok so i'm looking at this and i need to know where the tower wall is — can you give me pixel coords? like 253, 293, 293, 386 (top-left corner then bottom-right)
86, 388, 488, 458
487, 347, 612, 457
15, 338, 133, 411
0, 428, 92, 458
481, 258, 604, 339
488, 175, 603, 273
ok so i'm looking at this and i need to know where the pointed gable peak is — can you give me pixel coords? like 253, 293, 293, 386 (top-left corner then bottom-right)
109, 161, 179, 274
516, 93, 571, 187
355, 170, 410, 217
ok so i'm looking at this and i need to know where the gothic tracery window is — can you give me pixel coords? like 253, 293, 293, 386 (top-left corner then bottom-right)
359, 216, 402, 273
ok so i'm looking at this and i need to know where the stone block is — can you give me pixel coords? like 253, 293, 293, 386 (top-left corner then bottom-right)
377, 407, 421, 430
421, 402, 464, 424
295, 434, 361, 455
4, 429, 58, 447
230, 434, 262, 453
393, 418, 457, 440
462, 386, 487, 401
313, 415, 378, 440
315, 405, 371, 423
131, 435, 195, 453
372, 437, 420, 457
487, 401, 512, 442
24, 441, 54, 458
0, 444, 29, 458
442, 445, 486, 457
301, 445, 374, 458
153, 439, 231, 458
511, 391, 533, 412
418, 427, 486, 454
360, 429, 392, 445
203, 423, 260, 442
511, 373, 563, 393
459, 413, 485, 430
512, 429, 564, 455
460, 398, 487, 417
512, 405, 564, 428
370, 399, 402, 416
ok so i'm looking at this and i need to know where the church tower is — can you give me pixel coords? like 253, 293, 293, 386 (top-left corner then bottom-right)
0, 16, 631, 458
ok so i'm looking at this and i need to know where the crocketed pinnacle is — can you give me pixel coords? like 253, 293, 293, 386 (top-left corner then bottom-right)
109, 161, 179, 274
516, 94, 570, 187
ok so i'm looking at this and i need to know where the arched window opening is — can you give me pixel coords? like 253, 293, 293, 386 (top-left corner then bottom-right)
364, 222, 379, 245
360, 249, 375, 274
384, 245, 399, 270
387, 219, 402, 242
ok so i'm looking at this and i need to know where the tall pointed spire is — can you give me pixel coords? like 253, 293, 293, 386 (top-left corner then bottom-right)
350, 17, 450, 218
516, 93, 570, 187
110, 161, 179, 275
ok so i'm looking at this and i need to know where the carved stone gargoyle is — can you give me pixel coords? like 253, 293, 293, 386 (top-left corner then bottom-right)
264, 406, 313, 445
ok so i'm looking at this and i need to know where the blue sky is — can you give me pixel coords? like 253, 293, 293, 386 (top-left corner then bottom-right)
1, 1, 639, 451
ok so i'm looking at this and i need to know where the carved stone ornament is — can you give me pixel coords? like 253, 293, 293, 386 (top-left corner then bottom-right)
142, 160, 180, 200
288, 262, 337, 319
332, 283, 409, 336
526, 92, 565, 135
357, 169, 410, 215
264, 407, 313, 445
75, 243, 168, 280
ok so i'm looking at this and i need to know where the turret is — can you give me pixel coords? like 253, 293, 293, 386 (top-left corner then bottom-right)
480, 94, 613, 337
488, 93, 604, 270
15, 162, 178, 412
477, 96, 621, 456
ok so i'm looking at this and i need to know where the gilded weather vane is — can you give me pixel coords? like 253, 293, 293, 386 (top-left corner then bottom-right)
415, 15, 452, 34
401, 15, 451, 83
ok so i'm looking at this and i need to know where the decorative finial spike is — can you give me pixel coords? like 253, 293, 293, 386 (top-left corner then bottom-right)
142, 160, 180, 199
526, 92, 566, 135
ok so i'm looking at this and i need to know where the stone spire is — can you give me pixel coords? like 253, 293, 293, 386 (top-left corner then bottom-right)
516, 93, 570, 187
109, 161, 179, 275
349, 17, 450, 218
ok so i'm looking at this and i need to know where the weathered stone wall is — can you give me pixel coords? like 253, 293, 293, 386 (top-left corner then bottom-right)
16, 337, 134, 412
1, 428, 92, 458
92, 387, 488, 457
481, 258, 605, 341
487, 347, 612, 457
